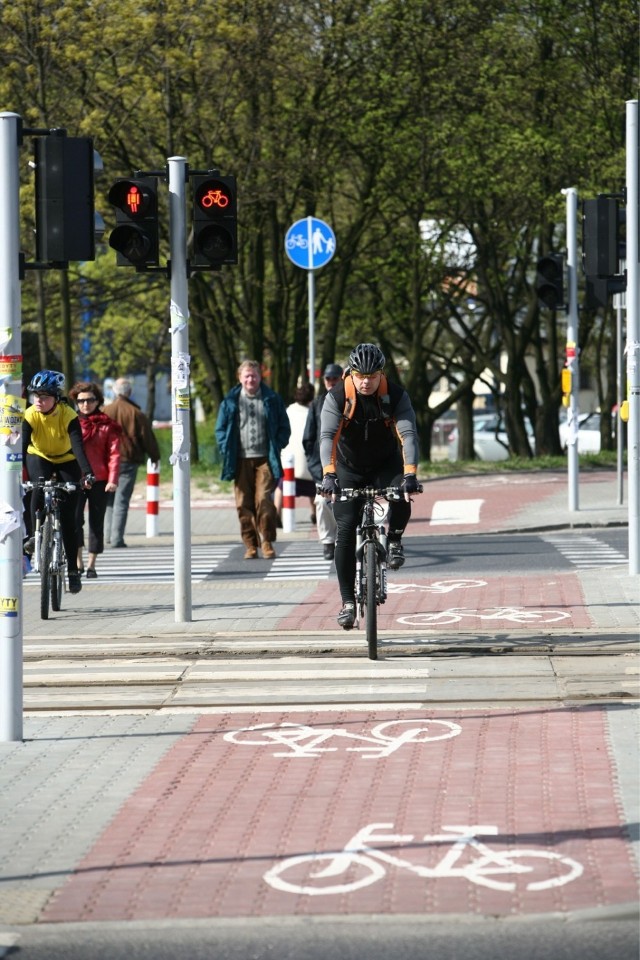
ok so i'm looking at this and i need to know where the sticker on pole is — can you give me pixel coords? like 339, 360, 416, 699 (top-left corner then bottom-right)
285, 217, 336, 270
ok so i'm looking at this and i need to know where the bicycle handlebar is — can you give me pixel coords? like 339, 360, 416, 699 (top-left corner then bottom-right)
320, 484, 423, 501
23, 479, 77, 493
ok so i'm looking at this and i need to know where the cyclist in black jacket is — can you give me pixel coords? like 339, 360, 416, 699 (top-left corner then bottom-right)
319, 343, 420, 629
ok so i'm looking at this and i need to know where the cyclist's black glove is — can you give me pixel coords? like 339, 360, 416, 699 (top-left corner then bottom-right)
82, 473, 95, 490
321, 472, 339, 497
401, 473, 419, 495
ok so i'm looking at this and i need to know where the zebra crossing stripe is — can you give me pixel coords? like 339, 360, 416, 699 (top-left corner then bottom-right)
23, 545, 231, 586
266, 545, 333, 580
543, 534, 627, 568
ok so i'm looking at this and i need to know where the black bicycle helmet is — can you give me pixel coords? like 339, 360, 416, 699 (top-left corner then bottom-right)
27, 369, 65, 398
348, 343, 386, 375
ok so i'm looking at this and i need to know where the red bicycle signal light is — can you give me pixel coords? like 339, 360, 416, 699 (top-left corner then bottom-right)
192, 174, 237, 268
195, 179, 232, 213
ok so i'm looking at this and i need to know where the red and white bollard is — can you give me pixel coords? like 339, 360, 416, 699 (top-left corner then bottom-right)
281, 452, 296, 532
146, 459, 160, 537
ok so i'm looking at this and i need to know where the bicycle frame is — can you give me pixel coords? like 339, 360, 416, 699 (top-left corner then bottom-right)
338, 486, 403, 660
24, 479, 76, 619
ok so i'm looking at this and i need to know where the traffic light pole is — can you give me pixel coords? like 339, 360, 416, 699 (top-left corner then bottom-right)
0, 113, 24, 741
168, 156, 192, 620
563, 187, 580, 511
625, 100, 639, 575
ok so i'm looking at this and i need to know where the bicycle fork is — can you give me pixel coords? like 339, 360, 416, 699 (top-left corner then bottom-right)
355, 527, 389, 609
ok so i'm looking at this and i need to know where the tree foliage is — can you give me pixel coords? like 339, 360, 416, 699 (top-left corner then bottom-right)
0, 0, 636, 449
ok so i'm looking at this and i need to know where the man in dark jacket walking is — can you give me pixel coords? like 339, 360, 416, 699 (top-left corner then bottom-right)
104, 378, 161, 548
215, 360, 290, 560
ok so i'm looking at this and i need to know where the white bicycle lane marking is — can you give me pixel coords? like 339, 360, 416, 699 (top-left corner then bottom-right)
397, 607, 571, 626
387, 580, 571, 627
387, 579, 488, 594
223, 718, 462, 759
264, 822, 583, 895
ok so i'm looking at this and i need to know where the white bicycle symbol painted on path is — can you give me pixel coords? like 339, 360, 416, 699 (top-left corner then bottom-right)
223, 719, 461, 759
388, 579, 487, 595
398, 606, 571, 626
264, 822, 583, 895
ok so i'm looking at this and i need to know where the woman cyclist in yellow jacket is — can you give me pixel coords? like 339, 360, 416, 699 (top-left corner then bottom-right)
23, 370, 94, 594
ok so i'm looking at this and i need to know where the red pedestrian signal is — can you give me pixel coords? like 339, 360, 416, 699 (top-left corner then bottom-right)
108, 177, 159, 269
191, 174, 237, 268
125, 184, 143, 215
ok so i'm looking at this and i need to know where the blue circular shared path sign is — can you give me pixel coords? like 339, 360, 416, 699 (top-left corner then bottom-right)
285, 217, 336, 270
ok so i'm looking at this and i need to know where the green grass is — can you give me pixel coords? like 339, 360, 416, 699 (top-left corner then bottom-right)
425, 450, 620, 478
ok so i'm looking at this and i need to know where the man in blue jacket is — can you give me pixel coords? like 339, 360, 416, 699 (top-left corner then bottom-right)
215, 360, 290, 559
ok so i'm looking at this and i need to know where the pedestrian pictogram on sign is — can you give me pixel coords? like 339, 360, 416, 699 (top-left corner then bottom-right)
285, 217, 336, 270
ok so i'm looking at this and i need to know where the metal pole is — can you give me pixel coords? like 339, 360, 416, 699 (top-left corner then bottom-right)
0, 112, 23, 741
616, 296, 624, 505
168, 156, 192, 620
563, 187, 580, 511
625, 101, 640, 575
307, 216, 316, 388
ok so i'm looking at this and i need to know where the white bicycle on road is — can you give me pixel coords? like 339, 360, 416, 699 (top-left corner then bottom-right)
264, 822, 583, 895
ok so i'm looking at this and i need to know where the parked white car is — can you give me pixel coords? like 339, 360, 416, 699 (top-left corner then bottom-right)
558, 412, 601, 454
448, 414, 535, 461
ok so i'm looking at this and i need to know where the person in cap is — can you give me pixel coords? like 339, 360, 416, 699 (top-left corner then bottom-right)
319, 344, 420, 629
302, 363, 343, 559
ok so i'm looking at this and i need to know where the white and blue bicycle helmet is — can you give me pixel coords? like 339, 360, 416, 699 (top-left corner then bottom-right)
27, 369, 65, 398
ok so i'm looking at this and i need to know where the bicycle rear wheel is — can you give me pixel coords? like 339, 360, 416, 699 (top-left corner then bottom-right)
39, 517, 52, 620
364, 539, 378, 660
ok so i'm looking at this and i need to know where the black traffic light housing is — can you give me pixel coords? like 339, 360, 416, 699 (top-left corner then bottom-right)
108, 177, 159, 270
191, 174, 237, 268
535, 253, 565, 310
582, 195, 626, 309
34, 134, 96, 263
582, 196, 625, 277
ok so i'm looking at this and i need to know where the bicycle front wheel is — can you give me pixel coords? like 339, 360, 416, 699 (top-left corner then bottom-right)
39, 517, 53, 620
50, 538, 64, 612
365, 539, 378, 660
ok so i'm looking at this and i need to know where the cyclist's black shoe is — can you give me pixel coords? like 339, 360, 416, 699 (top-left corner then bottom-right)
68, 572, 82, 594
337, 601, 356, 630
387, 540, 405, 570
86, 568, 98, 579
23, 537, 35, 556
